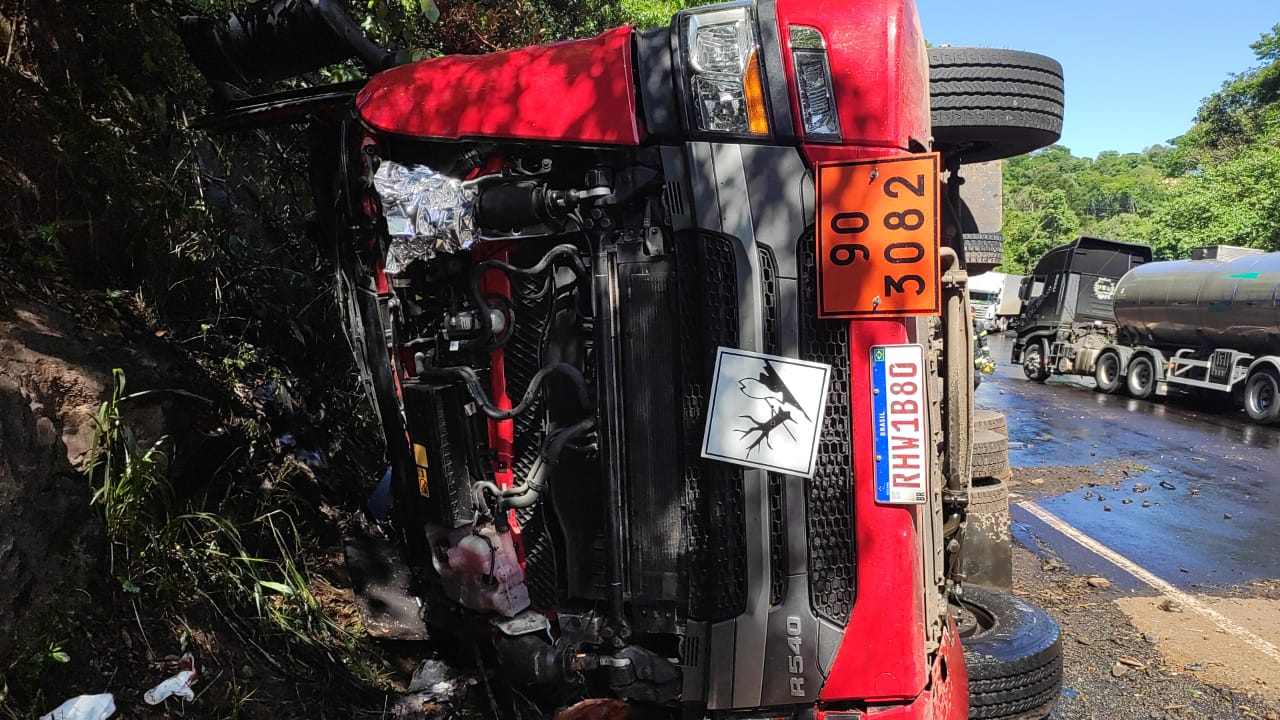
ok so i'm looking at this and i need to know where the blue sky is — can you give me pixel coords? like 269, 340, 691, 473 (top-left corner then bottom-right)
914, 1, 1278, 159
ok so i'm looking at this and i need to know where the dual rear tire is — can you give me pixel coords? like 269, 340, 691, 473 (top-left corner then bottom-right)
1245, 367, 1280, 424
1092, 351, 1155, 399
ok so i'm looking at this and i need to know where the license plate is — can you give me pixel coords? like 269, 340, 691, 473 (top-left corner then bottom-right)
815, 154, 941, 318
871, 344, 928, 505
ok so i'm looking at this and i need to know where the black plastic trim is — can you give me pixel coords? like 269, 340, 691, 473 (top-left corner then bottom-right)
634, 27, 682, 140
755, 0, 797, 142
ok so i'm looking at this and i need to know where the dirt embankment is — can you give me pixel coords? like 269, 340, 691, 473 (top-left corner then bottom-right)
0, 289, 210, 661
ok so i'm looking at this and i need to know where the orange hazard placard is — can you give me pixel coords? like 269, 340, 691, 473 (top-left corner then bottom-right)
815, 154, 941, 318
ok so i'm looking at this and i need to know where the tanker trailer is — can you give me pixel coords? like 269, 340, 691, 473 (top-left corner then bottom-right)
1092, 245, 1280, 424
1011, 236, 1152, 382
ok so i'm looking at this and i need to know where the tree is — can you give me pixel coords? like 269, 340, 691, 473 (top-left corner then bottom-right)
1001, 186, 1081, 273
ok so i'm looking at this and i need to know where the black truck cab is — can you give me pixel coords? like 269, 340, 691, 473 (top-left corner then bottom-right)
1012, 236, 1153, 381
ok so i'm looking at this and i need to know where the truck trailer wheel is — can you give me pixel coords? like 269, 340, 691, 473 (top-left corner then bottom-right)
1093, 350, 1122, 394
1126, 355, 1156, 399
972, 429, 1011, 481
928, 48, 1064, 164
1244, 367, 1280, 424
965, 232, 1005, 275
956, 586, 1063, 720
974, 408, 1007, 436
1021, 340, 1049, 383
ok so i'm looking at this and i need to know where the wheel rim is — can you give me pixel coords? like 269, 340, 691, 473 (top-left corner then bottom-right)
1097, 355, 1117, 388
1250, 375, 1277, 415
1132, 360, 1152, 393
1023, 346, 1043, 376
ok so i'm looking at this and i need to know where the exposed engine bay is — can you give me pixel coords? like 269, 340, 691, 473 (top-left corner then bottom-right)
356, 144, 717, 706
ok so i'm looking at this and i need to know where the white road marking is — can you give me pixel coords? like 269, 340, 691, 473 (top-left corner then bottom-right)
1019, 501, 1280, 664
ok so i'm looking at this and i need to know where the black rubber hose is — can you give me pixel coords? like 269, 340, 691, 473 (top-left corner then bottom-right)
470, 418, 596, 510
468, 243, 587, 345
418, 363, 590, 420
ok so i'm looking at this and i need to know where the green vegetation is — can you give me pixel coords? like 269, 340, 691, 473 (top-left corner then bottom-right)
2, 0, 713, 713
1000, 22, 1280, 272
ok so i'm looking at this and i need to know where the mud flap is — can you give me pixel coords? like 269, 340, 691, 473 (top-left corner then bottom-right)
343, 529, 430, 640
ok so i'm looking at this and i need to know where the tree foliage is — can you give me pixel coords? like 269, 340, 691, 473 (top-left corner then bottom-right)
999, 21, 1280, 272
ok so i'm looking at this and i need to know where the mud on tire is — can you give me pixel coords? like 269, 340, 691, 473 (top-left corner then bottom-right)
974, 408, 1007, 436
965, 232, 1005, 275
929, 47, 1064, 164
957, 585, 1063, 719
971, 428, 1010, 481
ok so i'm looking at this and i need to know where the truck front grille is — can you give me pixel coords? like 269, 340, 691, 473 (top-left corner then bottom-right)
799, 234, 856, 625
679, 232, 748, 621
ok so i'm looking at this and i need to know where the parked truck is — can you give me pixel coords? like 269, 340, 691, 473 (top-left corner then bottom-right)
995, 273, 1025, 331
1015, 240, 1280, 425
1011, 236, 1151, 382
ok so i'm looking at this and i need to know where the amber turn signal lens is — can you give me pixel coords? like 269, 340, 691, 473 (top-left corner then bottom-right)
744, 48, 770, 135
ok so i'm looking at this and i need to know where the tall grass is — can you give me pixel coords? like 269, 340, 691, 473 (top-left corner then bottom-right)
84, 369, 383, 680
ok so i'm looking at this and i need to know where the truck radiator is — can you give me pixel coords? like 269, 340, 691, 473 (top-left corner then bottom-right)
799, 235, 856, 625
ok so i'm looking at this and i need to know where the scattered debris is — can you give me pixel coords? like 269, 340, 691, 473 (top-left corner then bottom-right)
554, 699, 635, 720
1225, 514, 1233, 520
1159, 598, 1184, 613
1122, 498, 1133, 504
1117, 655, 1147, 669
1142, 500, 1151, 508
1144, 633, 1160, 644
1133, 483, 1152, 493
1191, 488, 1200, 495
143, 653, 198, 705
391, 656, 472, 718
1087, 576, 1112, 589
1029, 478, 1045, 485
39, 694, 116, 720
1112, 661, 1132, 677
1160, 480, 1177, 491
1185, 663, 1205, 671
1104, 505, 1112, 512
408, 658, 468, 701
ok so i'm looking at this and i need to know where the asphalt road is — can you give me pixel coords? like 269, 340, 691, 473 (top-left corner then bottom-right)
980, 333, 1280, 719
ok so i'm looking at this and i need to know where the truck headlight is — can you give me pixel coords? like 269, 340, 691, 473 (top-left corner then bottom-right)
789, 26, 841, 141
678, 3, 769, 136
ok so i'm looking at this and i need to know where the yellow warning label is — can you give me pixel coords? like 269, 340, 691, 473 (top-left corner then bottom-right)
413, 443, 430, 497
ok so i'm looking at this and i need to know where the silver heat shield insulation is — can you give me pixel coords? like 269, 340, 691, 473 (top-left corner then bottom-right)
373, 161, 479, 274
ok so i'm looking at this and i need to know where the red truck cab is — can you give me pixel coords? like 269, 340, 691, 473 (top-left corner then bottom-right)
180, 1, 1065, 717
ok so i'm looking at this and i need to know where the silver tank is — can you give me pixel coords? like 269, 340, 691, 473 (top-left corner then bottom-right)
1112, 246, 1280, 356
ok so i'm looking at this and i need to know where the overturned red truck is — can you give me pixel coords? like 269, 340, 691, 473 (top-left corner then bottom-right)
180, 0, 1066, 717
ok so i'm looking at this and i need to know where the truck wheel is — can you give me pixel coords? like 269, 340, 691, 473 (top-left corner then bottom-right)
1126, 355, 1156, 399
964, 478, 1013, 591
1021, 340, 1049, 382
972, 429, 1011, 481
928, 47, 1064, 164
1244, 367, 1280, 424
956, 586, 1063, 720
1093, 351, 1122, 394
974, 408, 1007, 436
965, 232, 1005, 275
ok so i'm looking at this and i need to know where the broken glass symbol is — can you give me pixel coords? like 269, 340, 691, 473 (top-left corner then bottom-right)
735, 360, 810, 457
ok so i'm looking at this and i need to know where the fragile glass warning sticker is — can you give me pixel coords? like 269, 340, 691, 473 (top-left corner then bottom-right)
701, 348, 832, 478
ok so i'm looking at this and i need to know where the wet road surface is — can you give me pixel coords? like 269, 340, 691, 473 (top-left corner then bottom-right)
981, 333, 1280, 718
981, 334, 1280, 588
